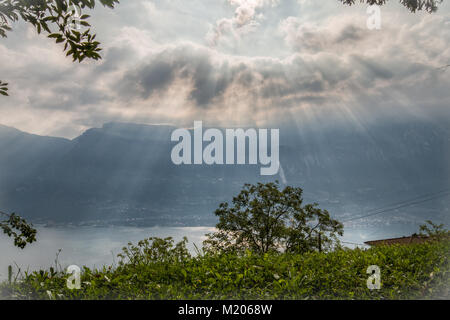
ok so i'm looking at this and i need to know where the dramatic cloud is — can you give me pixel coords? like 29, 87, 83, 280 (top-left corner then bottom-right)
279, 17, 367, 53
206, 0, 280, 47
115, 9, 450, 124
0, 0, 449, 137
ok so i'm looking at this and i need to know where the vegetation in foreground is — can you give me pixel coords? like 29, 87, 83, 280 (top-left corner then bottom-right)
0, 237, 449, 300
1, 182, 449, 300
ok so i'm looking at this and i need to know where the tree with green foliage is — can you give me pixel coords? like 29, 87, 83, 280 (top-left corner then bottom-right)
0, 0, 120, 96
203, 182, 343, 255
0, 210, 36, 248
339, 0, 444, 13
418, 220, 450, 241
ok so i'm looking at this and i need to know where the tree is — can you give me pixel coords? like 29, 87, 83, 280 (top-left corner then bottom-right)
203, 182, 343, 255
0, 210, 37, 248
418, 220, 450, 241
339, 0, 444, 13
0, 0, 120, 96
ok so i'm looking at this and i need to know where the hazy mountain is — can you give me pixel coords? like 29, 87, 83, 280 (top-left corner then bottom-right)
0, 120, 448, 227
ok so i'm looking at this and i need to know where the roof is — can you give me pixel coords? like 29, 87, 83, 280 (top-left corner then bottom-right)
364, 234, 430, 246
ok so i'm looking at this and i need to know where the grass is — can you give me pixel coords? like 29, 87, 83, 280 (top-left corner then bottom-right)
1, 239, 448, 300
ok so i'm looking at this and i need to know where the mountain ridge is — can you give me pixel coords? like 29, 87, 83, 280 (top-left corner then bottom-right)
0, 119, 448, 227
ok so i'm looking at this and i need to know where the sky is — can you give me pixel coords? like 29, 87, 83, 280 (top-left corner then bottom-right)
0, 0, 449, 138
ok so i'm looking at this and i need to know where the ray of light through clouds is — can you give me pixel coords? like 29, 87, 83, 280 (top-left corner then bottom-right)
0, 0, 449, 138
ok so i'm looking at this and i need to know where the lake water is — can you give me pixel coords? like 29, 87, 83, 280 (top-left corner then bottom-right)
0, 225, 215, 280
0, 224, 408, 280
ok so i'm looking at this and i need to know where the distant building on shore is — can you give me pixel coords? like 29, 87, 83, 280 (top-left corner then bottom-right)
364, 234, 430, 247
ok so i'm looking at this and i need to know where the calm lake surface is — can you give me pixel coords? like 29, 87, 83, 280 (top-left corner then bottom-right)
0, 224, 404, 280
0, 225, 215, 280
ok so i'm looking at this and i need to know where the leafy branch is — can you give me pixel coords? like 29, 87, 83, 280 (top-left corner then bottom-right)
0, 80, 8, 96
0, 210, 37, 249
338, 0, 444, 13
0, 0, 119, 96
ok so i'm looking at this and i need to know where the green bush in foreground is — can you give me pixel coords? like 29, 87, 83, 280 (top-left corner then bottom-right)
1, 238, 449, 300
